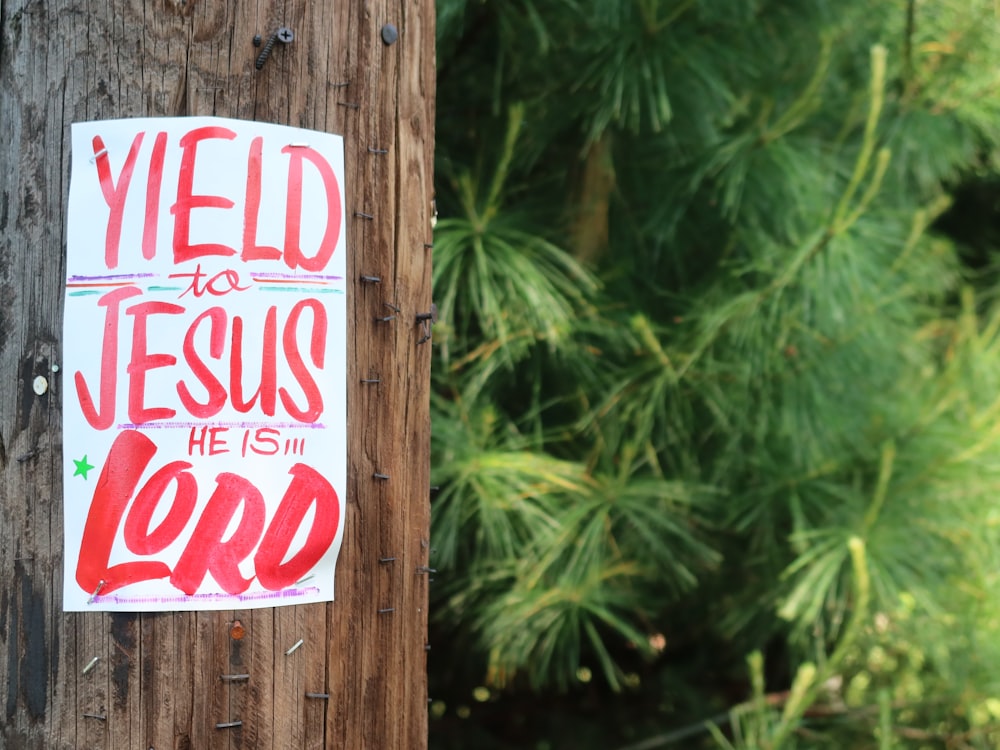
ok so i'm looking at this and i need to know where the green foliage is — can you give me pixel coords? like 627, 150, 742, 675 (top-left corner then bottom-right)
429, 1, 1000, 748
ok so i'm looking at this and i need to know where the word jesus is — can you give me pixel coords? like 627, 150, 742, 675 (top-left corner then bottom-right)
74, 288, 327, 428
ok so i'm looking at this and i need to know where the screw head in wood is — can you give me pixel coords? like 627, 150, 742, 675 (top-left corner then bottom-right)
277, 26, 295, 43
229, 619, 246, 640
381, 23, 398, 45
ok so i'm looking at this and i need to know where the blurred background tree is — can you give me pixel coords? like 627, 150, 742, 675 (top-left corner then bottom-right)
427, 1, 1000, 748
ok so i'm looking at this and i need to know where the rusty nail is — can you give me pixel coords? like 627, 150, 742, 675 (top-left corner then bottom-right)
415, 304, 438, 323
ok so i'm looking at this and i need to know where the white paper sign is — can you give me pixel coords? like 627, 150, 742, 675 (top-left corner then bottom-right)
63, 117, 347, 611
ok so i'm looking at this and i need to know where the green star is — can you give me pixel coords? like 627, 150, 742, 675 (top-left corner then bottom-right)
73, 455, 95, 480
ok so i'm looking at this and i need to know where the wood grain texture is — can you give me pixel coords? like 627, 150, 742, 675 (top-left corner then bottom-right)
0, 1, 434, 748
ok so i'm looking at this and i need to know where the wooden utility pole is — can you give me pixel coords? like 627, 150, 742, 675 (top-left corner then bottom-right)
0, 1, 434, 748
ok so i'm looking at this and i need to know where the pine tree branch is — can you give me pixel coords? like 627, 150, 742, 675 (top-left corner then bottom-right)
832, 45, 887, 228
568, 133, 615, 264
903, 0, 916, 86
760, 36, 833, 145
862, 442, 896, 534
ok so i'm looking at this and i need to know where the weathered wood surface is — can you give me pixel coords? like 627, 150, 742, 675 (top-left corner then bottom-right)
0, 1, 435, 748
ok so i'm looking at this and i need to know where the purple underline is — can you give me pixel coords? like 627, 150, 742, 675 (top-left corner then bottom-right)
92, 586, 321, 605
251, 273, 343, 280
117, 421, 327, 430
68, 273, 157, 282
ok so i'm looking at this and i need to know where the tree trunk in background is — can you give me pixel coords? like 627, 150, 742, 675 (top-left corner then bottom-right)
0, 1, 434, 747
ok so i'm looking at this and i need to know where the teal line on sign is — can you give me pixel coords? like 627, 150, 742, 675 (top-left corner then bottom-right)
147, 285, 183, 292
257, 287, 345, 294
68, 290, 105, 296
